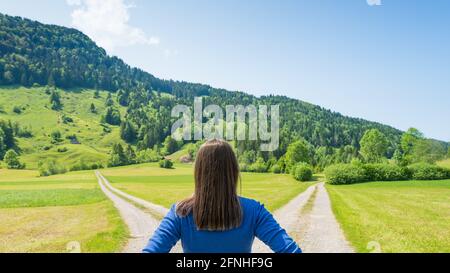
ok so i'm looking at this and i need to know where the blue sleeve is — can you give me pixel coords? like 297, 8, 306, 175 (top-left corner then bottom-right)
142, 205, 181, 253
254, 203, 302, 253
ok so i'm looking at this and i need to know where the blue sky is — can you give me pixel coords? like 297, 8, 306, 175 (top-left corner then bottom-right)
1, 0, 449, 141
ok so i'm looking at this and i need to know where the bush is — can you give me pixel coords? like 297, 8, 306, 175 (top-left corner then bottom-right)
292, 163, 313, 182
325, 164, 368, 185
362, 163, 410, 181
408, 163, 450, 180
12, 106, 22, 114
271, 164, 282, 174
38, 160, 66, 176
57, 147, 68, 153
247, 158, 268, 173
159, 159, 174, 169
70, 160, 104, 171
4, 150, 25, 169
136, 149, 161, 163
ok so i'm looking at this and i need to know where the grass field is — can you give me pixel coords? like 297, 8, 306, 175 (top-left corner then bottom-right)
327, 180, 450, 253
0, 169, 127, 253
0, 86, 126, 169
103, 163, 315, 212
438, 159, 450, 169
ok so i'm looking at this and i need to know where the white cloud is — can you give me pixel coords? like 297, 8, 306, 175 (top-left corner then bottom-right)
367, 0, 382, 6
66, 0, 160, 53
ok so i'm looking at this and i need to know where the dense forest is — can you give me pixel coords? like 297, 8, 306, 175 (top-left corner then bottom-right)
1, 13, 448, 174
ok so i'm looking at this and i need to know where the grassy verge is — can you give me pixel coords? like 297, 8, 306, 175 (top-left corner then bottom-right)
327, 180, 450, 253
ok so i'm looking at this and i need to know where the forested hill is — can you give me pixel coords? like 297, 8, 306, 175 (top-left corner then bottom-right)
0, 12, 405, 158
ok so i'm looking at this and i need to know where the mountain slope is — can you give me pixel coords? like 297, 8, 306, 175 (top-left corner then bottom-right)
0, 12, 411, 165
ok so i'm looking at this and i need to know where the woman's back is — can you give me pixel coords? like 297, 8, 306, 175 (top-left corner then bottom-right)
142, 140, 301, 253
143, 197, 301, 253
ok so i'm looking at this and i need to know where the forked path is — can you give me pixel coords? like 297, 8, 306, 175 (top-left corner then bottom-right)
95, 172, 182, 253
97, 171, 352, 253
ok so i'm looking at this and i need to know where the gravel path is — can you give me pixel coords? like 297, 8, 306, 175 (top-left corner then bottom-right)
98, 171, 353, 253
292, 183, 354, 253
95, 171, 182, 253
251, 185, 316, 253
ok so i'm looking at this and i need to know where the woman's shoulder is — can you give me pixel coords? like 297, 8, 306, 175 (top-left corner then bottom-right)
238, 196, 265, 210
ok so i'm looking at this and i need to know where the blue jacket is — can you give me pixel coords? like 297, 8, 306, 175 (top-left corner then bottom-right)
143, 197, 302, 253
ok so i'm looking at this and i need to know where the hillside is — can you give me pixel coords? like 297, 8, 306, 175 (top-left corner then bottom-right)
2, 12, 439, 171
0, 86, 126, 169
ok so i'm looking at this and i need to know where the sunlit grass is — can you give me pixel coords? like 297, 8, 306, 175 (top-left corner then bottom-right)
104, 163, 314, 212
0, 169, 127, 253
327, 180, 450, 253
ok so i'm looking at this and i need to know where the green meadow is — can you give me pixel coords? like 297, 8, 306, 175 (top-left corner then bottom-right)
103, 163, 315, 212
327, 180, 450, 253
0, 86, 125, 169
0, 169, 127, 253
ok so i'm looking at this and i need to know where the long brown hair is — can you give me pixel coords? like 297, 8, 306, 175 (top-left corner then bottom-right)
176, 139, 242, 231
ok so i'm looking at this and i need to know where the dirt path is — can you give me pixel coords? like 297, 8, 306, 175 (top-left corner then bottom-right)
291, 183, 354, 253
95, 171, 182, 253
98, 171, 352, 253
253, 182, 353, 253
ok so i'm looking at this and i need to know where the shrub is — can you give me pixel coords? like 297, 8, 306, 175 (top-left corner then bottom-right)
408, 163, 450, 180
57, 147, 68, 153
70, 160, 104, 171
247, 158, 268, 173
362, 163, 410, 181
12, 106, 22, 114
159, 159, 173, 169
325, 164, 368, 185
62, 115, 73, 124
271, 164, 282, 174
136, 149, 161, 163
51, 130, 62, 143
4, 150, 25, 169
292, 163, 313, 182
38, 160, 66, 176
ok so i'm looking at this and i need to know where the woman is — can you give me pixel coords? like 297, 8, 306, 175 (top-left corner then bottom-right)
143, 139, 301, 253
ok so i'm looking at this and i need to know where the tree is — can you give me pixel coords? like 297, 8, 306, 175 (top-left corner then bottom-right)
108, 143, 127, 167
400, 128, 423, 156
0, 128, 6, 160
103, 107, 121, 125
411, 139, 446, 164
285, 139, 312, 173
105, 93, 114, 107
393, 149, 406, 166
359, 129, 388, 163
93, 89, 100, 99
90, 103, 97, 114
125, 145, 136, 164
120, 120, 137, 143
50, 89, 62, 110
0, 120, 16, 149
162, 136, 179, 155
4, 149, 25, 169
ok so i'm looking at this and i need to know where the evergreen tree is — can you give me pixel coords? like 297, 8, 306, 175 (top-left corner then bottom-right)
108, 143, 127, 167
103, 107, 121, 125
125, 145, 137, 165
105, 93, 114, 107
120, 120, 137, 143
50, 90, 62, 110
90, 103, 97, 113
